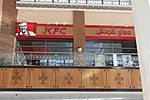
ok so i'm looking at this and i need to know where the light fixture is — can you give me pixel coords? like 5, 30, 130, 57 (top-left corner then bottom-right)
125, 24, 128, 27
112, 22, 115, 26
55, 21, 58, 25
100, 23, 104, 26
63, 22, 66, 25
47, 22, 51, 24
77, 46, 82, 53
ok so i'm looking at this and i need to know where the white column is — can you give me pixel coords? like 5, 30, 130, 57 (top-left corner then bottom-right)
132, 0, 150, 100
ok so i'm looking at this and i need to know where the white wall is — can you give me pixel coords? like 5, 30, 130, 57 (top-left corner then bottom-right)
132, 0, 150, 100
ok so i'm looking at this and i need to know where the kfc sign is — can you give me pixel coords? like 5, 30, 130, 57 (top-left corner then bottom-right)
15, 22, 135, 40
16, 22, 36, 37
36, 24, 73, 38
15, 22, 73, 39
42, 27, 67, 34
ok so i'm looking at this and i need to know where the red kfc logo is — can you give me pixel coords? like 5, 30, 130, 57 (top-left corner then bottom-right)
16, 22, 36, 37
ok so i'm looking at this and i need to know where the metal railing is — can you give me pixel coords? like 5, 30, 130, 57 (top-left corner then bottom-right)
17, 0, 131, 5
0, 52, 139, 67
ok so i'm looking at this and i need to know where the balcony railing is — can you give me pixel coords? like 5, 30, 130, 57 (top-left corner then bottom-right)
17, 0, 131, 5
0, 52, 139, 67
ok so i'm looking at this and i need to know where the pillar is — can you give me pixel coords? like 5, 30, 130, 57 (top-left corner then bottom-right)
132, 0, 150, 100
0, 0, 3, 31
0, 0, 17, 53
73, 11, 86, 66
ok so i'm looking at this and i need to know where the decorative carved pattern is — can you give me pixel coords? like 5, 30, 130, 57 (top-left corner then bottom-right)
11, 71, 21, 84
115, 73, 124, 85
64, 73, 73, 85
16, 3, 132, 11
38, 72, 48, 85
89, 73, 99, 85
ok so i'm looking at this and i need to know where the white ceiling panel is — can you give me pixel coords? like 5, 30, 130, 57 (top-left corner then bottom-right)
0, 91, 143, 100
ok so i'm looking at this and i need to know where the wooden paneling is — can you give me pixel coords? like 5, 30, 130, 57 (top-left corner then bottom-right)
82, 69, 106, 88
131, 69, 142, 89
56, 68, 81, 88
0, 67, 141, 90
30, 68, 55, 88
3, 68, 30, 88
107, 69, 132, 89
0, 69, 3, 88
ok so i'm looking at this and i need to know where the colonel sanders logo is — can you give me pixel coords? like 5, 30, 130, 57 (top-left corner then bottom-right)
15, 22, 36, 36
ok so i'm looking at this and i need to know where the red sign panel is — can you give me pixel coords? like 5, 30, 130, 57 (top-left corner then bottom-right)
36, 24, 73, 39
15, 22, 73, 39
16, 22, 36, 38
15, 22, 135, 40
85, 25, 135, 40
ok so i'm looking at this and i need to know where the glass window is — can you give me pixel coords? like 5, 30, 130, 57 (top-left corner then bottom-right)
86, 40, 138, 67
46, 47, 72, 52
86, 48, 112, 53
86, 40, 137, 54
46, 41, 72, 47
17, 40, 45, 47
86, 41, 112, 48
113, 41, 136, 48
113, 48, 122, 53
16, 47, 45, 52
112, 42, 122, 48
16, 39, 73, 66
16, 40, 73, 53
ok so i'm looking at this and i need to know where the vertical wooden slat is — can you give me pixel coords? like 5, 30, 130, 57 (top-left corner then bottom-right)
30, 68, 55, 88
131, 69, 142, 89
3, 68, 30, 88
82, 69, 106, 88
107, 69, 132, 89
0, 69, 3, 88
56, 68, 81, 88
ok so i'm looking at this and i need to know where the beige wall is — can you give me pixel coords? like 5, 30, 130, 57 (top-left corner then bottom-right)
17, 10, 73, 24
85, 11, 134, 26
17, 10, 134, 26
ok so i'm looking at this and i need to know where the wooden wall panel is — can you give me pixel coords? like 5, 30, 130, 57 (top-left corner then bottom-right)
131, 69, 142, 89
3, 68, 29, 88
56, 69, 81, 88
0, 69, 3, 88
107, 69, 132, 89
30, 68, 55, 88
82, 69, 106, 88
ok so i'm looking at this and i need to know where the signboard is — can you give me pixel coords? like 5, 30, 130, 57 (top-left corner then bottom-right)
15, 22, 135, 40
16, 22, 73, 39
36, 24, 73, 39
85, 25, 135, 40
16, 22, 36, 37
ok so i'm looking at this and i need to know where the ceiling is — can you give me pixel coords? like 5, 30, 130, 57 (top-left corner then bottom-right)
0, 91, 143, 100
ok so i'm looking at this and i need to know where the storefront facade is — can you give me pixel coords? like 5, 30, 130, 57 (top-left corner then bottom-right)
0, 0, 143, 95
15, 22, 138, 67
